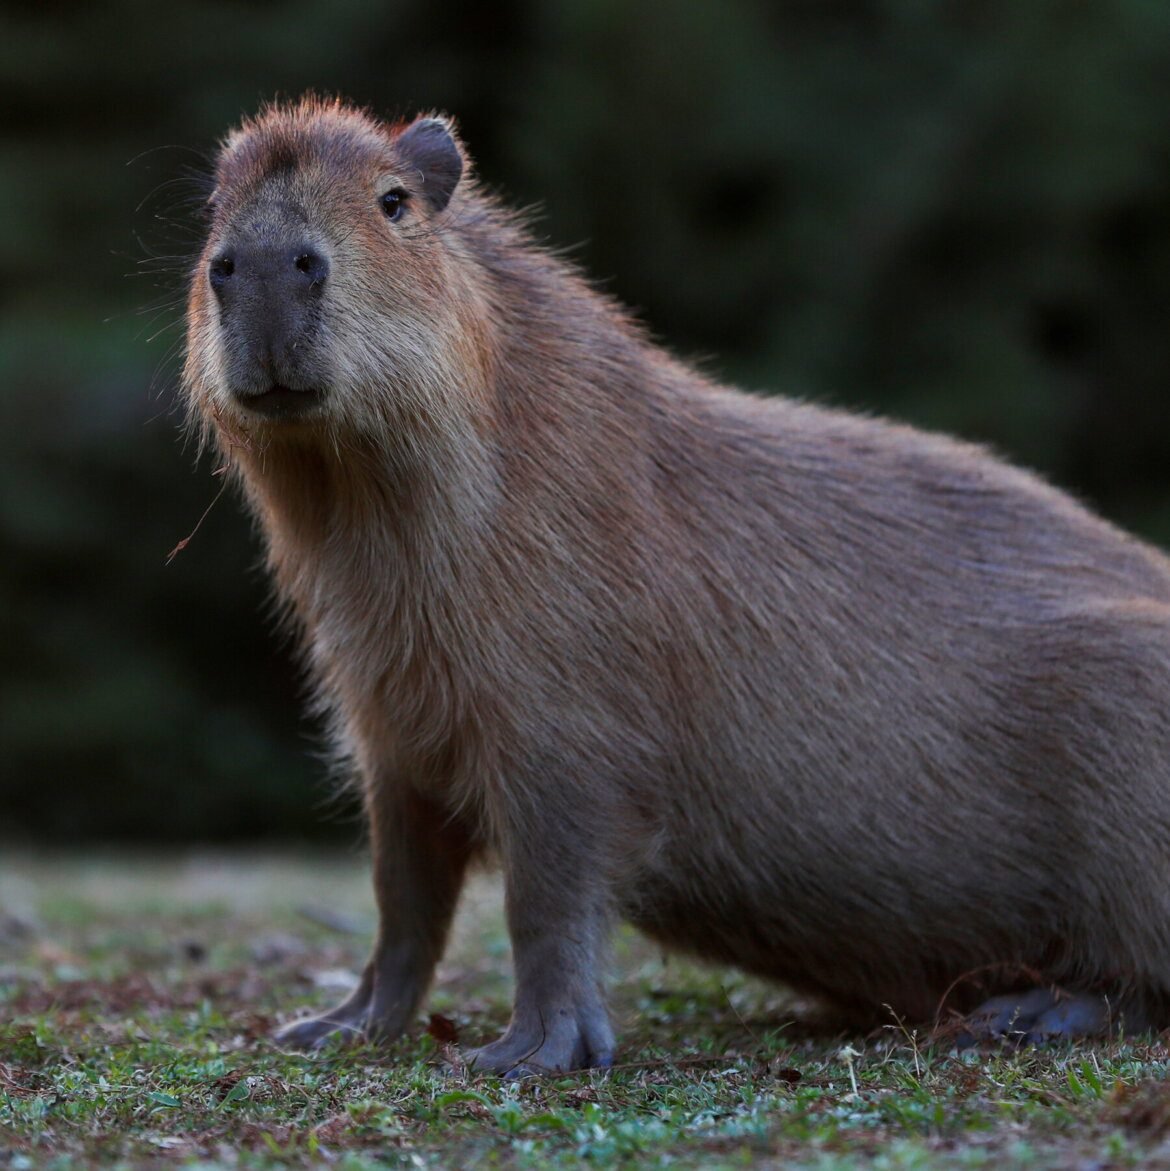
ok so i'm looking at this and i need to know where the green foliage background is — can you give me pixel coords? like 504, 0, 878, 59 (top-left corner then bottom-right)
4, 0, 1170, 841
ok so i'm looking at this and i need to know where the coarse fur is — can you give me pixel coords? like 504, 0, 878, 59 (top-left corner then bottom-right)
184, 95, 1170, 1071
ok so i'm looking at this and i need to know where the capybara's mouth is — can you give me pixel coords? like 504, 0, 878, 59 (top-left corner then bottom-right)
234, 384, 324, 418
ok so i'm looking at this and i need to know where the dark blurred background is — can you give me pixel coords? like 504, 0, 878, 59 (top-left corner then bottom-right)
4, 0, 1169, 843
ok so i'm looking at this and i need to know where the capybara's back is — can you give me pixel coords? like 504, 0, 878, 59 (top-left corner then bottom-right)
184, 97, 1170, 1071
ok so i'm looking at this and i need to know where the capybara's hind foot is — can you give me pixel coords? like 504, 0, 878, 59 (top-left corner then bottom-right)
956, 988, 1137, 1047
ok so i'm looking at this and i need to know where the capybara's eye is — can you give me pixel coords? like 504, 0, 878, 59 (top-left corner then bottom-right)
208, 255, 234, 292
380, 189, 407, 222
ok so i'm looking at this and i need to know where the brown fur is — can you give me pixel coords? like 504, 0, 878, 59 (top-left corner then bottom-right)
185, 96, 1170, 1070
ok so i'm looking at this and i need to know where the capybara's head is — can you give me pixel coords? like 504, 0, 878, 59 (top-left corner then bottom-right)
185, 98, 488, 445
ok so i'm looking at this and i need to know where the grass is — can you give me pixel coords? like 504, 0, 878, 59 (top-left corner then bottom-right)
3, 851, 1170, 1168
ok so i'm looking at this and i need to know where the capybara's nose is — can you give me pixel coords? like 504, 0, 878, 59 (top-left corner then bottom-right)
208, 243, 328, 302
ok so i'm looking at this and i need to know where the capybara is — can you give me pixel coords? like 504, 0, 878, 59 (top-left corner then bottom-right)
183, 96, 1170, 1071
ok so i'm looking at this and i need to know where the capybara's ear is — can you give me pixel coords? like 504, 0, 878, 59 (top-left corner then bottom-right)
395, 116, 464, 212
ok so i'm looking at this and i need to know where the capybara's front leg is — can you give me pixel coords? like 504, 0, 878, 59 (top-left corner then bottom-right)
466, 830, 616, 1075
276, 783, 475, 1049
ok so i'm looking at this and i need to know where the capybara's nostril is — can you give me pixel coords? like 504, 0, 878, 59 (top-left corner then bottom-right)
293, 249, 328, 289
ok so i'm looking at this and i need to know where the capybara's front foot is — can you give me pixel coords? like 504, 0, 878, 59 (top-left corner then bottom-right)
274, 965, 415, 1051
466, 1004, 615, 1075
274, 979, 379, 1050
275, 1004, 372, 1050
275, 1004, 413, 1050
